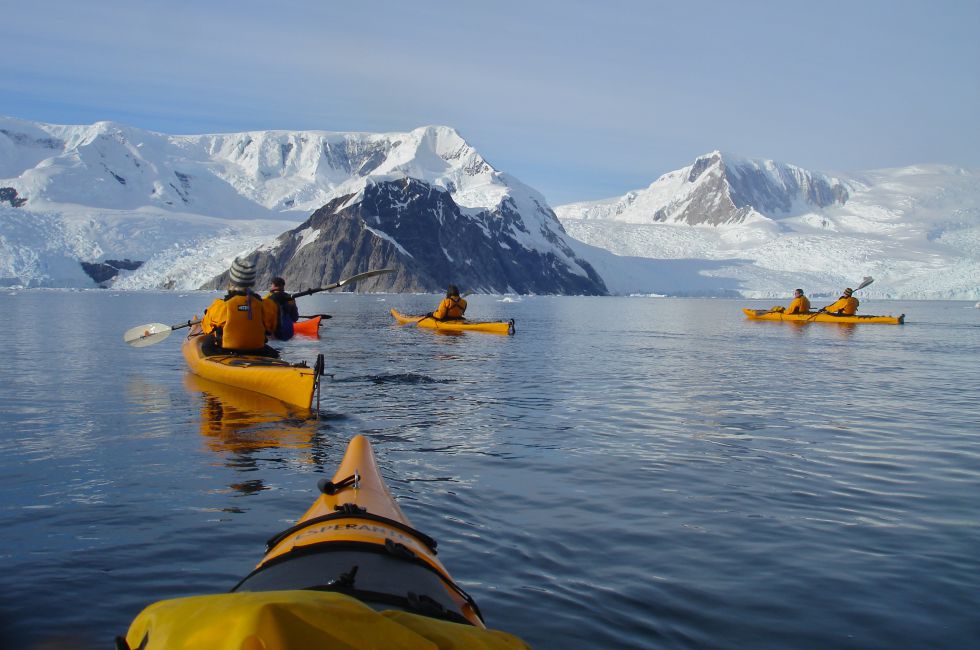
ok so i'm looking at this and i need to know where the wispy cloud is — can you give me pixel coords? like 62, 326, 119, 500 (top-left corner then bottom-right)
3, 0, 978, 204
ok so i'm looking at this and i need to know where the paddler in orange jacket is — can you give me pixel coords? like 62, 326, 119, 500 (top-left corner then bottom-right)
822, 287, 859, 315
202, 258, 278, 351
785, 288, 811, 314
429, 284, 467, 320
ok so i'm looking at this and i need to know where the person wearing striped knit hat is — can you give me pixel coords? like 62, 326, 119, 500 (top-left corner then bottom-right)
201, 257, 279, 352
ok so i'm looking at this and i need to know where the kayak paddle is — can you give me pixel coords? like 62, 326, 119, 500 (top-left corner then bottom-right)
125, 269, 391, 347
299, 314, 333, 320
292, 268, 396, 298
123, 319, 200, 347
811, 276, 874, 319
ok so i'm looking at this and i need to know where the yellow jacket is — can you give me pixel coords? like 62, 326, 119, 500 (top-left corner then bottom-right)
823, 296, 859, 315
786, 296, 811, 314
202, 291, 278, 350
433, 296, 467, 320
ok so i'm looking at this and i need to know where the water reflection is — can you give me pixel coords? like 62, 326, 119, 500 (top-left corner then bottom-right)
183, 374, 320, 492
124, 377, 175, 414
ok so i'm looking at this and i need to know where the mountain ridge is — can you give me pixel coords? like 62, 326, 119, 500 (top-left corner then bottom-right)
0, 116, 604, 294
2, 116, 977, 299
556, 152, 980, 299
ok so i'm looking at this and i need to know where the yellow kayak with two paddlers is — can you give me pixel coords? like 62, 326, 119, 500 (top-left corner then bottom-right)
742, 308, 905, 324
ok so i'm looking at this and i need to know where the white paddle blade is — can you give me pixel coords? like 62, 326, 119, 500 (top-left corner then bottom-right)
857, 276, 874, 290
123, 323, 174, 347
336, 268, 396, 288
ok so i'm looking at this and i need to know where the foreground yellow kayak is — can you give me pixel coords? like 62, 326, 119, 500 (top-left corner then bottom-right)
390, 308, 515, 335
118, 435, 529, 650
743, 308, 905, 324
182, 325, 324, 408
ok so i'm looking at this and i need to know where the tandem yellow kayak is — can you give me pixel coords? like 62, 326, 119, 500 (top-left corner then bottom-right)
182, 325, 324, 408
118, 435, 530, 650
390, 308, 515, 335
743, 308, 905, 324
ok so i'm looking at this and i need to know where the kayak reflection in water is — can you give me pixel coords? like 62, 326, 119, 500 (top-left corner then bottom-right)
427, 284, 468, 321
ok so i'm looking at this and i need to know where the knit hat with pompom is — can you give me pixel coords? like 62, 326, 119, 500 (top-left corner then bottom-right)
229, 258, 256, 287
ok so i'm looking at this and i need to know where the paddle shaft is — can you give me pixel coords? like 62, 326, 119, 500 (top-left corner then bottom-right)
293, 268, 395, 298
170, 319, 200, 331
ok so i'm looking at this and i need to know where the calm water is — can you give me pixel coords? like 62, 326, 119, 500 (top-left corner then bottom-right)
0, 291, 978, 649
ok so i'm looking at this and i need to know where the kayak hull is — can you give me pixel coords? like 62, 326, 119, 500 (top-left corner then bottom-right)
292, 315, 321, 336
390, 308, 515, 335
181, 328, 320, 408
743, 308, 905, 324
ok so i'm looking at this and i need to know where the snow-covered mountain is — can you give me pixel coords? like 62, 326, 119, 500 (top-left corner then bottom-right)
2, 116, 977, 299
0, 116, 601, 293
559, 151, 850, 227
556, 152, 980, 299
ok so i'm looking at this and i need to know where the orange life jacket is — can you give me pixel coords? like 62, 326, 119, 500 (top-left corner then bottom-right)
433, 296, 467, 320
202, 291, 277, 350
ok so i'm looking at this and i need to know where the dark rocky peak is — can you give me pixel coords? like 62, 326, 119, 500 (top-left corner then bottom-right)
687, 151, 723, 183
205, 178, 607, 295
686, 151, 850, 218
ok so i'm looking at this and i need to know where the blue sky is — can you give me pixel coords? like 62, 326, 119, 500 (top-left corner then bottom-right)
3, 0, 977, 205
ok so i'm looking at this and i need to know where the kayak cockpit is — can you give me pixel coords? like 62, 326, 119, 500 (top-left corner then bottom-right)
233, 543, 480, 626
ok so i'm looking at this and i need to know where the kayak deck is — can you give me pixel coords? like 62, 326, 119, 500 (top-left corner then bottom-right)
234, 434, 485, 627
743, 308, 905, 324
390, 308, 515, 335
182, 327, 322, 408
118, 436, 534, 649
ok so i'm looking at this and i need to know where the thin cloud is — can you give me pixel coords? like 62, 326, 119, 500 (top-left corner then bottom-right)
2, 0, 978, 204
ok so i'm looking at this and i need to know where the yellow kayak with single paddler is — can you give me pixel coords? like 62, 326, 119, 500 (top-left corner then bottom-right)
390, 308, 515, 335
118, 435, 529, 650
